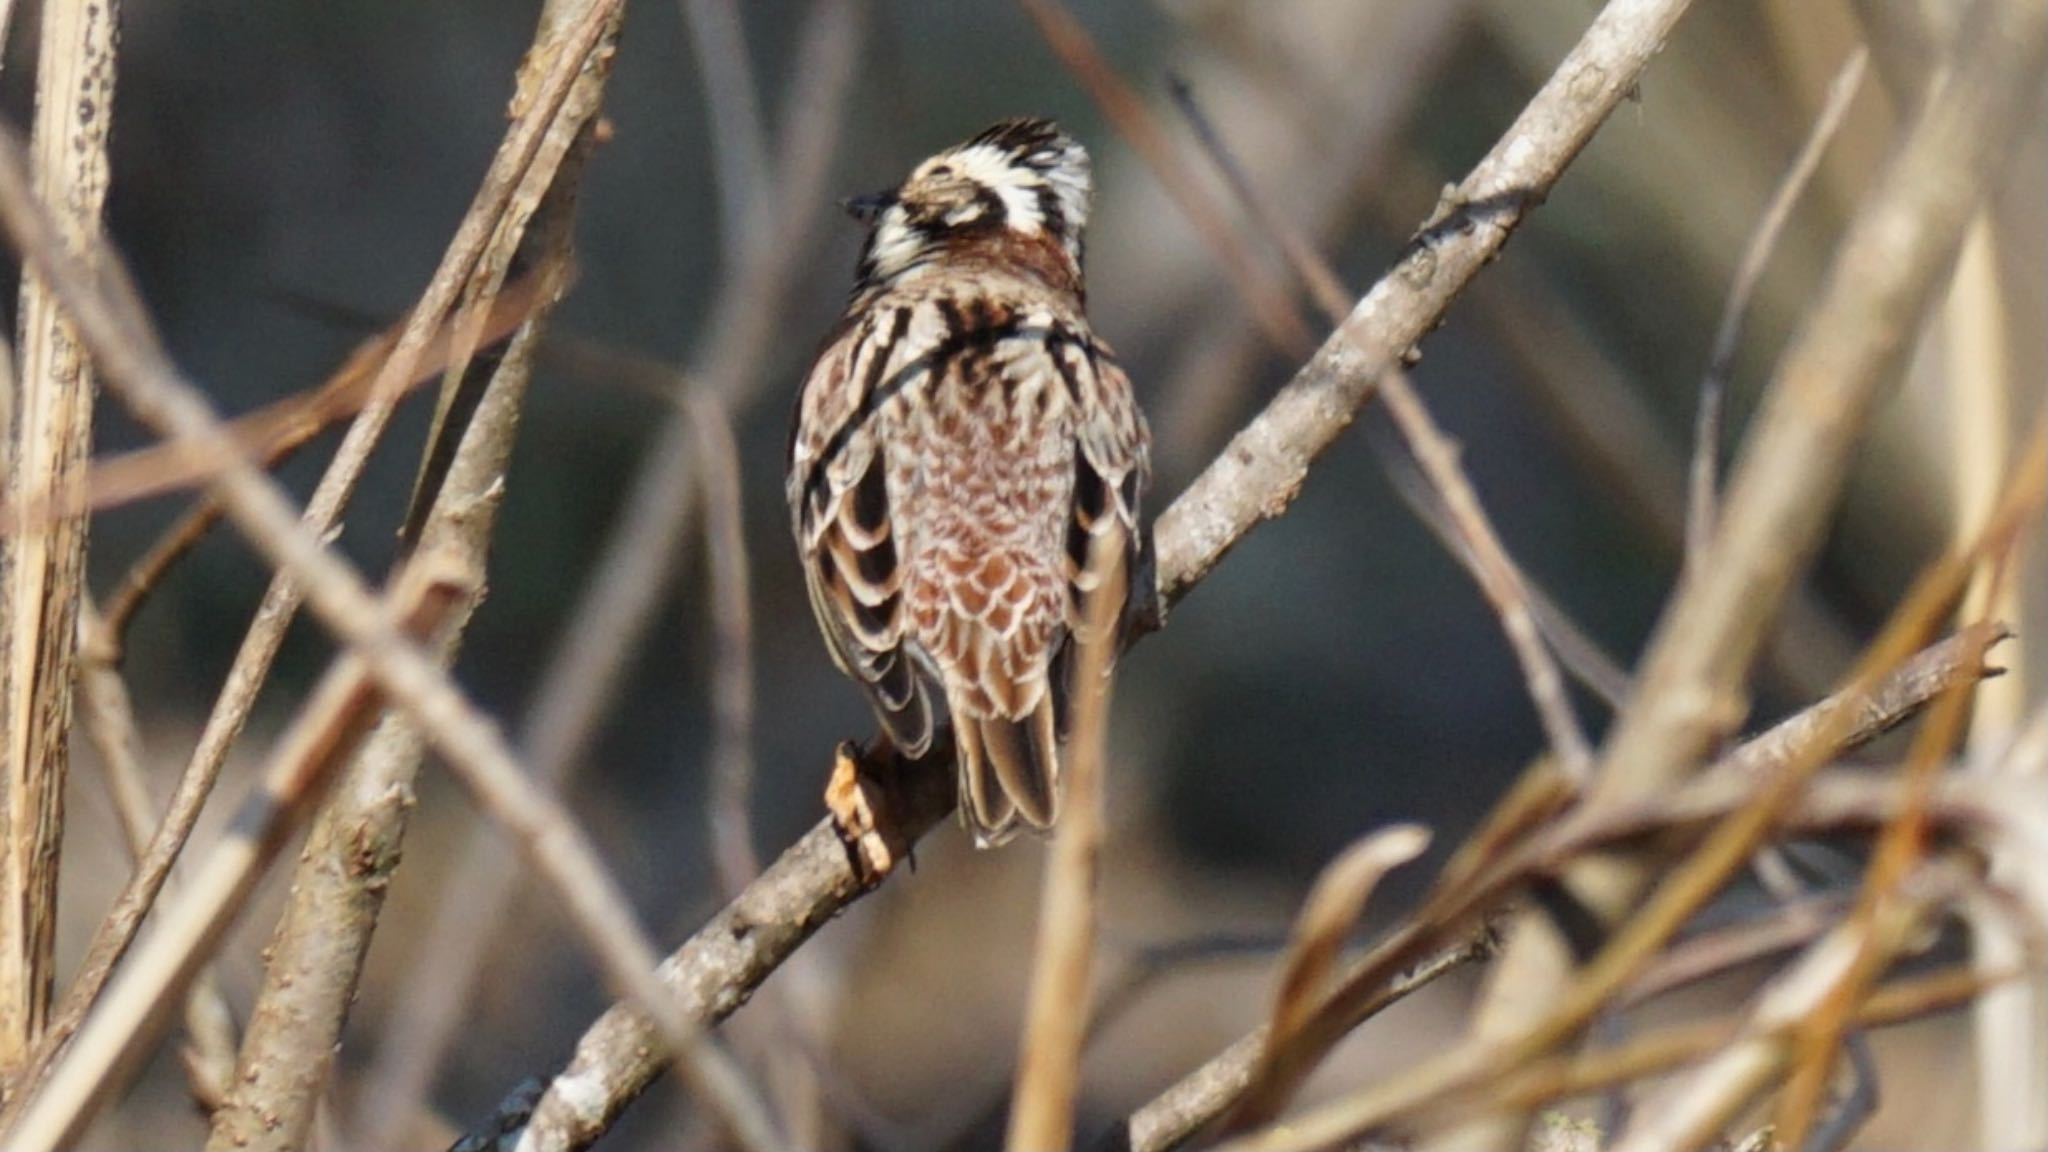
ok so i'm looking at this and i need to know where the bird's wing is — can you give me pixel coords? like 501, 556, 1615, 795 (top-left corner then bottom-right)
788, 304, 934, 757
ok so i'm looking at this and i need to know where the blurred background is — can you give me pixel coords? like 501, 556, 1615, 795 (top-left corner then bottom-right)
9, 0, 2045, 1147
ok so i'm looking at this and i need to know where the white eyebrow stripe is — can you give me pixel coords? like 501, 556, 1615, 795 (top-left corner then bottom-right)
942, 143, 1046, 233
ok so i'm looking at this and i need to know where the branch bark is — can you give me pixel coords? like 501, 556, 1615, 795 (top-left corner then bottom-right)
202, 5, 620, 1148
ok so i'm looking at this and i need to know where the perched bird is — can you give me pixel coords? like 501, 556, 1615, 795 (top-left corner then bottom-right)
788, 118, 1150, 846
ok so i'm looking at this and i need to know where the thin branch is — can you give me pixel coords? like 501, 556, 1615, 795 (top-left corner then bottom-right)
0, 0, 116, 1070
15, 2, 621, 1094
0, 270, 548, 528
1459, 0, 2048, 1145
0, 113, 784, 1152
1149, 0, 1701, 611
1688, 47, 1868, 566
72, 602, 240, 1112
1006, 535, 1127, 1152
1165, 75, 1352, 324
353, 6, 862, 1146
201, 4, 610, 1142
1015, 0, 1314, 356
1103, 622, 2006, 1152
1373, 435, 1632, 710
1165, 78, 1594, 771
95, 499, 220, 662
1374, 376, 1594, 775
697, 390, 760, 895
0, 553, 478, 1152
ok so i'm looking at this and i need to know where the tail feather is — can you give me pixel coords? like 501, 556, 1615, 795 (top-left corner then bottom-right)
957, 696, 1060, 846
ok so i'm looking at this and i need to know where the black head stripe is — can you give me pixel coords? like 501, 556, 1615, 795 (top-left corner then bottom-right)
970, 117, 1062, 157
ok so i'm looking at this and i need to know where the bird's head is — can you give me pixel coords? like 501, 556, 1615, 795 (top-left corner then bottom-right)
848, 118, 1092, 291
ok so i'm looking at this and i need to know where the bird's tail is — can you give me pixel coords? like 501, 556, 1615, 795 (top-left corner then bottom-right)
956, 693, 1060, 847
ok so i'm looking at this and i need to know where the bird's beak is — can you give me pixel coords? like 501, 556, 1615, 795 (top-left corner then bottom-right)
841, 189, 896, 225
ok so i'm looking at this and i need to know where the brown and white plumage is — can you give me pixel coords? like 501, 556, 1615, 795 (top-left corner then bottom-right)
788, 119, 1149, 846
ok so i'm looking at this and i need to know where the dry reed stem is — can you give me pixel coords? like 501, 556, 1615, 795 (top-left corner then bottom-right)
19, 3, 623, 1092
1849, 7, 2044, 1145
1456, 0, 2048, 1145
451, 620, 2005, 1152
1776, 422, 2045, 1149
0, 116, 785, 1152
0, 552, 477, 1152
1688, 47, 1869, 568
1424, 49, 1869, 1152
202, 9, 610, 1140
1604, 894, 1938, 1152
1205, 835, 1992, 1151
71, 601, 240, 1111
1006, 534, 1129, 1152
1488, 958, 2007, 1136
1111, 621, 2004, 1152
1265, 827, 1431, 1060
355, 7, 862, 1145
0, 0, 116, 1070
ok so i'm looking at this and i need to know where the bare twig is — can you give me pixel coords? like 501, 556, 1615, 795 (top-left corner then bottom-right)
0, 0, 116, 1071
0, 114, 784, 1152
1165, 78, 1594, 772
0, 270, 550, 530
0, 553, 477, 1152
18, 3, 623, 1094
1264, 828, 1432, 1068
1150, 0, 1699, 611
1015, 0, 1314, 356
1456, 1, 2048, 1145
72, 601, 240, 1112
354, 5, 862, 1145
96, 499, 220, 661
201, 6, 610, 1143
1166, 76, 1352, 324
1104, 622, 2005, 1152
1375, 376, 1595, 776
1688, 48, 1868, 565
697, 390, 760, 895
1374, 438, 1633, 709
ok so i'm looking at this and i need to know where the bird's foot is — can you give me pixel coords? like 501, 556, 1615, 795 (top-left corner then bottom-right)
825, 740, 911, 884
